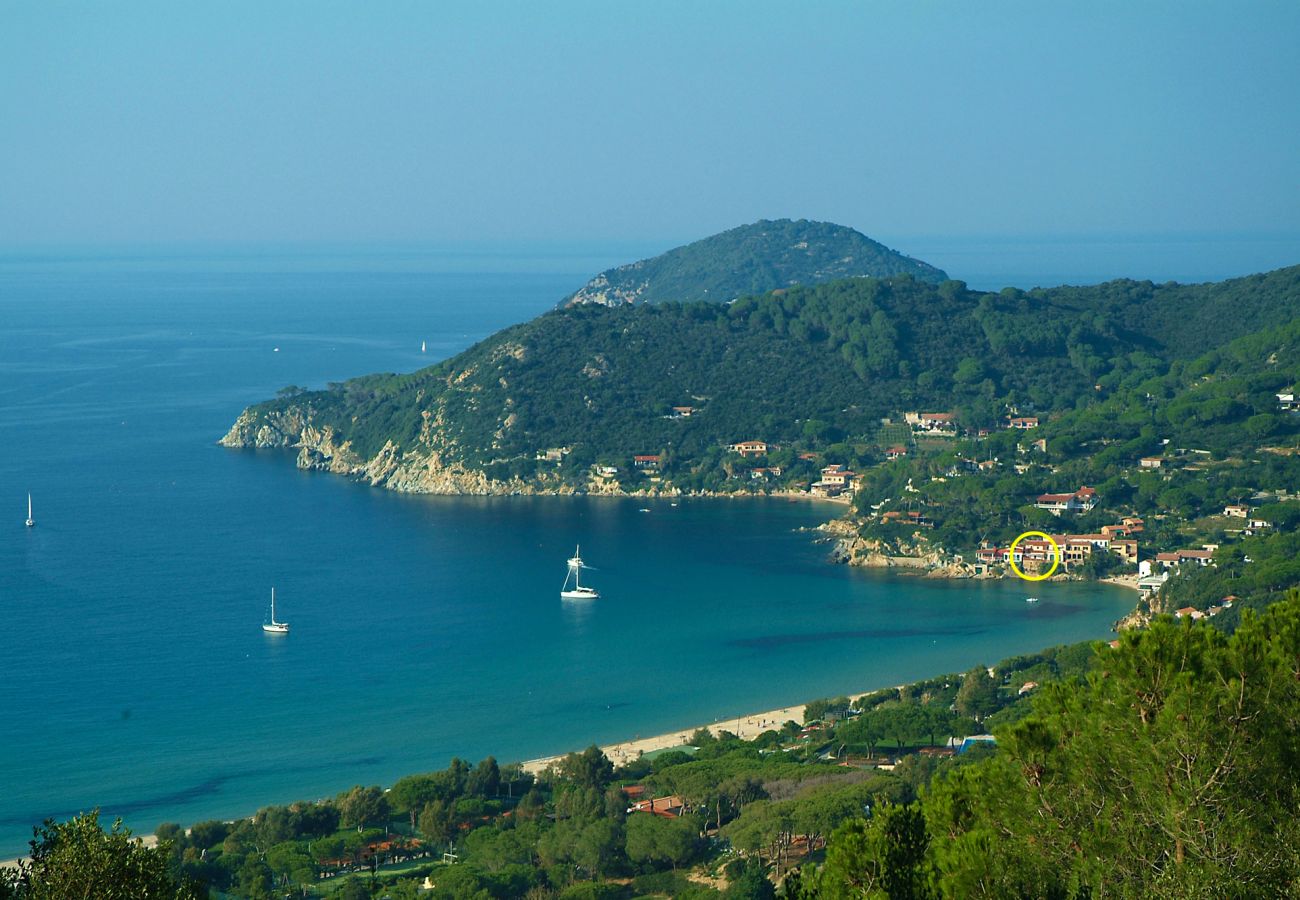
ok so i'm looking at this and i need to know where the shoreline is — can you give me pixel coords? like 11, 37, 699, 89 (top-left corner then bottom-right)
5, 586, 1135, 867
520, 689, 883, 776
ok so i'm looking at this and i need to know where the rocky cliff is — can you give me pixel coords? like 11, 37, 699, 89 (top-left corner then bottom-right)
220, 405, 536, 495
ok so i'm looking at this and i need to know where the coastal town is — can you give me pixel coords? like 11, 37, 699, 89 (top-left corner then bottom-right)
559, 395, 1296, 621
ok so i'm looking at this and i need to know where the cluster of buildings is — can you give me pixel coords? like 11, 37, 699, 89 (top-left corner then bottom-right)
976, 528, 1139, 571
904, 411, 958, 436
1222, 503, 1272, 534
903, 410, 1041, 437
1176, 596, 1235, 620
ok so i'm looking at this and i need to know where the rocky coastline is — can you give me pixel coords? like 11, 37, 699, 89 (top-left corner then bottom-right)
218, 406, 846, 503
221, 406, 1148, 627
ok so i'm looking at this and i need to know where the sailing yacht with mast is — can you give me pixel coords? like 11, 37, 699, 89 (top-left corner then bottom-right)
262, 588, 290, 634
25, 494, 34, 528
560, 546, 599, 600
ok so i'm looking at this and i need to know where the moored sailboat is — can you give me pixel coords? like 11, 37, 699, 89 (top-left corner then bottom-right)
262, 588, 290, 634
25, 493, 34, 528
561, 546, 600, 600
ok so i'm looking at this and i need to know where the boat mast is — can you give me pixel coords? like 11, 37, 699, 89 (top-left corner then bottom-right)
271, 587, 275, 623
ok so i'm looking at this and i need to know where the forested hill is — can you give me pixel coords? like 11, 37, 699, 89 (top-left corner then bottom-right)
561, 219, 948, 307
220, 264, 1300, 496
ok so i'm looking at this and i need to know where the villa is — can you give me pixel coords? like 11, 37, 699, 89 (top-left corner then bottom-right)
905, 411, 957, 434
1034, 486, 1098, 515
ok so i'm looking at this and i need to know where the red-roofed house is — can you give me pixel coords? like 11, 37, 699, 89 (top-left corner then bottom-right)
1008, 417, 1039, 429
628, 795, 685, 818
885, 446, 907, 461
1035, 487, 1098, 515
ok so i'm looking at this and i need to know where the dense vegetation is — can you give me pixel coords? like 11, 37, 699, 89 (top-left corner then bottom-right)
850, 310, 1300, 586
561, 219, 947, 307
232, 265, 1300, 479
790, 590, 1300, 899
12, 594, 1299, 898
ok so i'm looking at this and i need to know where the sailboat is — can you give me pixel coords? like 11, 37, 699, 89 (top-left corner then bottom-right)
561, 545, 600, 600
262, 588, 290, 634
421, 340, 427, 353
25, 493, 34, 528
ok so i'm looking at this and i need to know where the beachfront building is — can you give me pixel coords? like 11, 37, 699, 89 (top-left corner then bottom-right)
811, 464, 859, 497
1034, 486, 1098, 516
1137, 569, 1170, 593
633, 454, 661, 471
977, 528, 1136, 571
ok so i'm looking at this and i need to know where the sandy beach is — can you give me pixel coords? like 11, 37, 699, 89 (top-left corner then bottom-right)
1100, 573, 1142, 593
520, 692, 877, 775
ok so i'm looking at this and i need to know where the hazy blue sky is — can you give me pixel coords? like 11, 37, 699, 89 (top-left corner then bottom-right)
3, 1, 1299, 252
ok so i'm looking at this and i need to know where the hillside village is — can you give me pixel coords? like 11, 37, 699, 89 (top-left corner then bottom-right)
557, 391, 1298, 620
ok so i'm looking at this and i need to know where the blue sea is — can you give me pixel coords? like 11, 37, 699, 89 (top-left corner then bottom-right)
0, 247, 1136, 856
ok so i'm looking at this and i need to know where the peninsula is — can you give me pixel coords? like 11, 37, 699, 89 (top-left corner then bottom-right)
221, 222, 1300, 623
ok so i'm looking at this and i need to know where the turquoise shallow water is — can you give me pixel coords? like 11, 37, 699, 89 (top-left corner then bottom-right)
0, 250, 1133, 855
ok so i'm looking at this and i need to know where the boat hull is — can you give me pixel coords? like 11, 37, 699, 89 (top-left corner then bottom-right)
262, 623, 290, 634
561, 589, 599, 600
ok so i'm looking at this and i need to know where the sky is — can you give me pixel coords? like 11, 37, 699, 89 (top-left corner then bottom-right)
2, 1, 1299, 263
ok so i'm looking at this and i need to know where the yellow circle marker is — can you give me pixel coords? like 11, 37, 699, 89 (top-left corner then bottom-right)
1008, 531, 1061, 581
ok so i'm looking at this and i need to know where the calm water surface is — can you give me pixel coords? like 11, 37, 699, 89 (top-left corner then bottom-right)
0, 251, 1133, 854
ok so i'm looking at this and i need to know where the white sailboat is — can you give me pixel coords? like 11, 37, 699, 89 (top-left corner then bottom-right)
421, 340, 427, 353
561, 545, 600, 600
25, 493, 34, 528
262, 588, 290, 634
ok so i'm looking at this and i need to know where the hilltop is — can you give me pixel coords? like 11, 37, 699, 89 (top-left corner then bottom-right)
221, 250, 1300, 615
221, 264, 1300, 491
560, 219, 947, 307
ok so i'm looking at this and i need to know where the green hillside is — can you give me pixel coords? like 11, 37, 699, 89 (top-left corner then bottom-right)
561, 219, 948, 307
222, 265, 1300, 497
